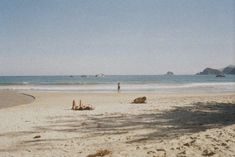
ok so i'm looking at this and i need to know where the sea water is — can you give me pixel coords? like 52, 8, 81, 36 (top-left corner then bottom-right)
0, 75, 234, 93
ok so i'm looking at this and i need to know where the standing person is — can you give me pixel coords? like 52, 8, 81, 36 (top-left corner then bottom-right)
117, 82, 120, 92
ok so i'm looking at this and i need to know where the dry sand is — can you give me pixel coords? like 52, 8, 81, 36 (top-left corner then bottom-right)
0, 91, 234, 157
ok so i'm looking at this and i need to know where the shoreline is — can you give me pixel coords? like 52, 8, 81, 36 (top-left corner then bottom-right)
1, 90, 235, 109
0, 81, 234, 94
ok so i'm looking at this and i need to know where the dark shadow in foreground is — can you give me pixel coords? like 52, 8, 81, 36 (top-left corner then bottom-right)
29, 101, 235, 143
0, 101, 235, 152
81, 102, 235, 142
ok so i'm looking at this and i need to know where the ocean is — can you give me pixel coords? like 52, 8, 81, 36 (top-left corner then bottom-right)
0, 75, 234, 93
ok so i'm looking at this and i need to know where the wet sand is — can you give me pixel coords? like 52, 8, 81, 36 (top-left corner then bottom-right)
0, 92, 234, 157
0, 90, 35, 109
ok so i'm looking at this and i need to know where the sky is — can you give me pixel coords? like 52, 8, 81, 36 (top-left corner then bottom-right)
0, 0, 234, 75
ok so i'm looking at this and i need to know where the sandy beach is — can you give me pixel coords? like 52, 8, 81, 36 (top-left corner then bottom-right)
0, 91, 234, 157
1, 0, 235, 156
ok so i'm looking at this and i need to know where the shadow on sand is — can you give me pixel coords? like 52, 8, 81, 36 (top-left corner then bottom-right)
35, 101, 235, 142
80, 101, 235, 142
1, 101, 235, 152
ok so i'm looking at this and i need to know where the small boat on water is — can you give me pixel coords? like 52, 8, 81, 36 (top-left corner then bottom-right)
81, 75, 88, 78
95, 73, 105, 77
216, 74, 225, 77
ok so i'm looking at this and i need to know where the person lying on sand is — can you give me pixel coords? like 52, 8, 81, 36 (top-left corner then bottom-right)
72, 100, 94, 110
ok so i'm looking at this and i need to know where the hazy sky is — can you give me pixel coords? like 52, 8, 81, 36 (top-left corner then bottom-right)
0, 0, 234, 75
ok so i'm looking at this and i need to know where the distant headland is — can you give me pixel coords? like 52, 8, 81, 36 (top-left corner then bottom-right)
196, 65, 235, 75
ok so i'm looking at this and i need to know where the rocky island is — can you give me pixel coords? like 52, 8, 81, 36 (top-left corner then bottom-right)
196, 68, 222, 75
196, 65, 235, 75
165, 71, 174, 75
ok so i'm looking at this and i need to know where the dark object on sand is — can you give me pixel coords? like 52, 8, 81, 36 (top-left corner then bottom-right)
132, 96, 147, 104
33, 135, 41, 139
72, 100, 94, 111
87, 149, 111, 157
216, 74, 225, 77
